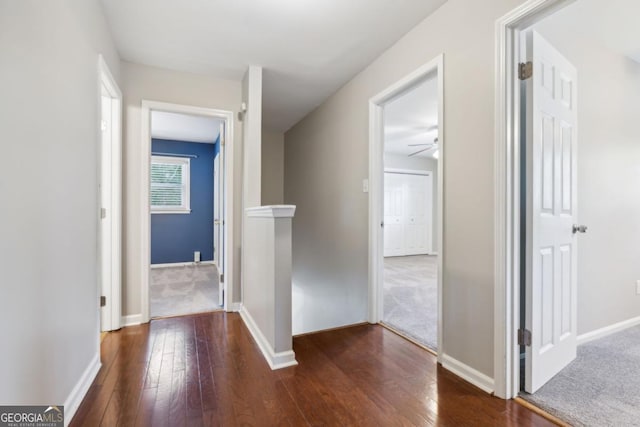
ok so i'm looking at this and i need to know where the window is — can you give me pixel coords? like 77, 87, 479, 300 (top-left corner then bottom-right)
150, 156, 191, 213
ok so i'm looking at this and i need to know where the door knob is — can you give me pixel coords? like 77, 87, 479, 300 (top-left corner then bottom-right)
572, 224, 588, 234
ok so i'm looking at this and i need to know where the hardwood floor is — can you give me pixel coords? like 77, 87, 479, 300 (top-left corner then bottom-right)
71, 312, 555, 426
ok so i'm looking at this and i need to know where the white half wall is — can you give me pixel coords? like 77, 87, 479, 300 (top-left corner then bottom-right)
284, 0, 529, 376
121, 62, 243, 314
534, 8, 640, 336
0, 0, 120, 411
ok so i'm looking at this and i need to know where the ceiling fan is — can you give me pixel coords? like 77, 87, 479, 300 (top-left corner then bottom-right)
408, 137, 438, 157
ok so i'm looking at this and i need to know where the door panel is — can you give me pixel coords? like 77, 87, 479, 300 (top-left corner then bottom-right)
525, 30, 578, 393
383, 172, 433, 257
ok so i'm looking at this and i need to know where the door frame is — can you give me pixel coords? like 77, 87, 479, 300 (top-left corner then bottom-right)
98, 55, 122, 332
140, 100, 235, 322
493, 0, 574, 399
368, 54, 444, 361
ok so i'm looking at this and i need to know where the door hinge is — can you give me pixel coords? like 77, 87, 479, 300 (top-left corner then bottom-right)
220, 273, 224, 283
518, 328, 532, 346
100, 120, 107, 132
100, 208, 107, 219
100, 296, 106, 307
519, 62, 533, 80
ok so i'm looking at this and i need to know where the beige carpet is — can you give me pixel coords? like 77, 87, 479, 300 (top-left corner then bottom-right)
383, 255, 438, 350
150, 264, 221, 318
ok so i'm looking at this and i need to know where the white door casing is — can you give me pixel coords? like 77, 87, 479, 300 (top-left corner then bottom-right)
98, 55, 122, 333
525, 30, 578, 393
100, 91, 113, 331
214, 121, 225, 306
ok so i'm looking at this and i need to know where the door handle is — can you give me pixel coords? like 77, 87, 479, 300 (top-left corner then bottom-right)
572, 224, 588, 234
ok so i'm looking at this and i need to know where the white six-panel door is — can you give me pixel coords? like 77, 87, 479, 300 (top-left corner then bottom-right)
525, 31, 578, 393
383, 172, 433, 257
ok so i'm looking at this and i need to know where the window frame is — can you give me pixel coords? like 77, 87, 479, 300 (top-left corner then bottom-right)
150, 155, 191, 214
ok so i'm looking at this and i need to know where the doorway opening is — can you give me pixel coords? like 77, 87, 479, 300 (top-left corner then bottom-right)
140, 101, 235, 322
381, 77, 440, 352
98, 55, 122, 332
369, 55, 444, 358
497, 0, 640, 423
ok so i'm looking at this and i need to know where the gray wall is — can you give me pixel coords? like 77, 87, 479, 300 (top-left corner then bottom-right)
121, 62, 243, 315
285, 0, 527, 377
534, 11, 640, 335
262, 129, 285, 205
0, 0, 120, 404
384, 153, 439, 251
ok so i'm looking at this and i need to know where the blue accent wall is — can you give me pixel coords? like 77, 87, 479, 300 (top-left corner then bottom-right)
151, 138, 219, 264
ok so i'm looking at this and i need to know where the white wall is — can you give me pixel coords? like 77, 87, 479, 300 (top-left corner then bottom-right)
262, 129, 285, 205
285, 0, 527, 378
534, 12, 640, 335
121, 62, 243, 314
0, 0, 120, 407
384, 153, 439, 251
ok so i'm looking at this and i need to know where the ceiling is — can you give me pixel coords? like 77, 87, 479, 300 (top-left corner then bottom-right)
384, 75, 438, 158
538, 0, 640, 63
151, 111, 222, 143
100, 0, 447, 131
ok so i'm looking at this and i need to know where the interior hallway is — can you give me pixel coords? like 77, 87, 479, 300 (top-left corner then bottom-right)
150, 264, 221, 318
384, 255, 438, 350
71, 312, 552, 426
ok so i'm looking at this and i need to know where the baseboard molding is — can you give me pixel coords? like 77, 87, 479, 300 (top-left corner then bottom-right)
151, 261, 215, 269
121, 314, 143, 327
441, 353, 494, 394
577, 315, 640, 345
64, 353, 100, 427
226, 302, 242, 312
239, 306, 297, 370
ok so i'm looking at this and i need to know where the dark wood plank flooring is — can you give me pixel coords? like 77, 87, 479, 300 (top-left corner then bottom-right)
71, 312, 554, 426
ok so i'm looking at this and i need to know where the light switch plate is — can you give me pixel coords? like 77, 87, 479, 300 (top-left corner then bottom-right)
362, 179, 369, 193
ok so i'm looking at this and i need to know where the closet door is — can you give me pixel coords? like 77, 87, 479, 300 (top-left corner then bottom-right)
384, 173, 405, 256
404, 174, 432, 256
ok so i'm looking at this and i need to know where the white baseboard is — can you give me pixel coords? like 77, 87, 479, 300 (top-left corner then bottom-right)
226, 302, 242, 312
239, 306, 297, 370
121, 314, 143, 327
64, 353, 101, 427
151, 260, 216, 269
441, 353, 494, 394
577, 315, 640, 345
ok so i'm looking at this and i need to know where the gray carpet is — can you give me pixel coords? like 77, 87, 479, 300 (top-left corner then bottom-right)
521, 324, 640, 426
150, 264, 221, 318
383, 255, 438, 351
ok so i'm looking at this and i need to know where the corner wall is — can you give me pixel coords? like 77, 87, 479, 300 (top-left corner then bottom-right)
262, 129, 285, 205
284, 0, 527, 378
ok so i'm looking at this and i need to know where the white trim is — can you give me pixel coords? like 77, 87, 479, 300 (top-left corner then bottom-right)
493, 0, 574, 399
150, 210, 192, 215
98, 54, 122, 333
227, 302, 242, 312
120, 314, 143, 327
150, 261, 216, 269
577, 316, 640, 346
140, 101, 235, 323
239, 306, 298, 369
64, 353, 101, 427
245, 205, 296, 218
384, 168, 433, 176
368, 54, 444, 363
441, 353, 495, 394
